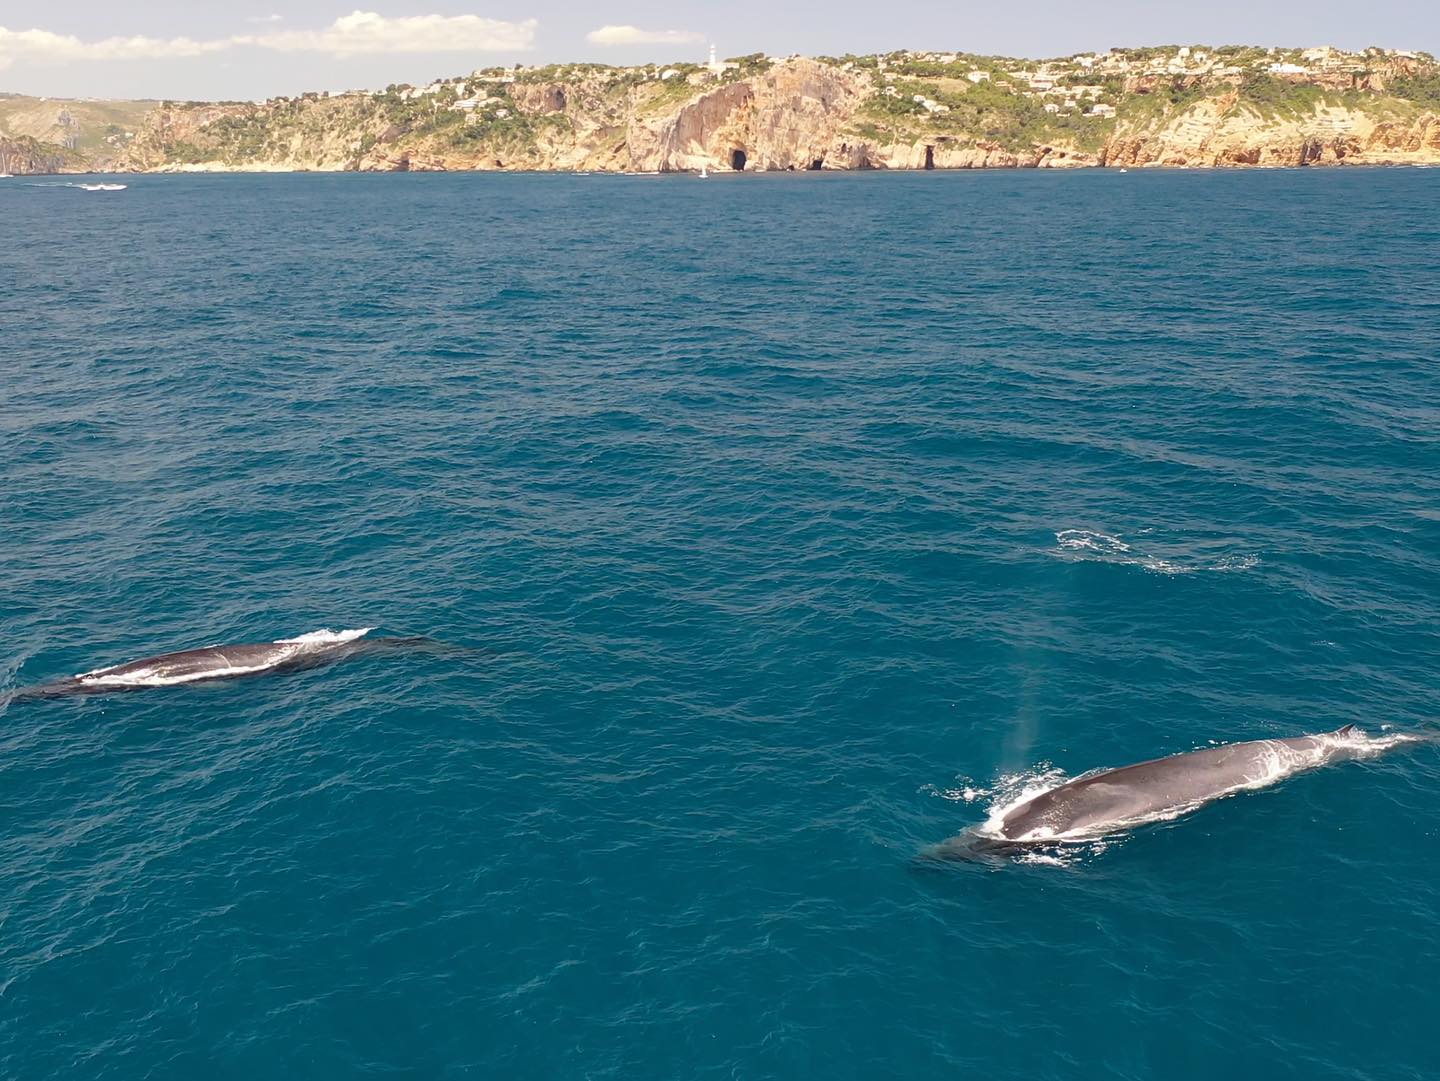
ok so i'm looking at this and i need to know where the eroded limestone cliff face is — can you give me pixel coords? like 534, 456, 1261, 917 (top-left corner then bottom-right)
632, 59, 872, 171
1099, 95, 1440, 167
0, 135, 70, 175
614, 63, 1440, 172
7, 48, 1440, 174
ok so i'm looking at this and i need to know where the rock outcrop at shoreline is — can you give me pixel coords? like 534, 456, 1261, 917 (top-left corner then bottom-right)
641, 60, 873, 172
0, 135, 72, 175
5, 45, 1440, 174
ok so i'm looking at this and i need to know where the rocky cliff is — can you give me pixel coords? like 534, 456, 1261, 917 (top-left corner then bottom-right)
0, 135, 70, 174
5, 46, 1440, 174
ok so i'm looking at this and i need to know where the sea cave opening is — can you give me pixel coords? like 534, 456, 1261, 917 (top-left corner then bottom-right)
808, 159, 824, 171
731, 148, 747, 171
924, 145, 935, 170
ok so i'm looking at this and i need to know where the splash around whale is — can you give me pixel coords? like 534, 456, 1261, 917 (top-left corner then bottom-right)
925, 725, 1421, 861
3, 628, 456, 701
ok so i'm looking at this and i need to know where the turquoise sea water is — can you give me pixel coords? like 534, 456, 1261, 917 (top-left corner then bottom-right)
3, 169, 1439, 1079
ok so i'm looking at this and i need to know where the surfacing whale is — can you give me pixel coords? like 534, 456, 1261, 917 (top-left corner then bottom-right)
4, 628, 451, 702
925, 725, 1413, 860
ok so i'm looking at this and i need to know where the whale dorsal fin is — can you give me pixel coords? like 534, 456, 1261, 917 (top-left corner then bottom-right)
1334, 723, 1357, 736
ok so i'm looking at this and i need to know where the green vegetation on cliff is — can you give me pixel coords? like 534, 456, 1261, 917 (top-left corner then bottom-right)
3, 44, 1438, 174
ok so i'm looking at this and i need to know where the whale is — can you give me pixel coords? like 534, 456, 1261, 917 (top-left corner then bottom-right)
3, 628, 453, 702
925, 724, 1410, 859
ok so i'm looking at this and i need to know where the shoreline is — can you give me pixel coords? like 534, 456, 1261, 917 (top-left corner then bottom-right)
6, 48, 1440, 178
8, 158, 1439, 179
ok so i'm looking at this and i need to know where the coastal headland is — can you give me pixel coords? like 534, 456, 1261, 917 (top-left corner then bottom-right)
3, 44, 1439, 174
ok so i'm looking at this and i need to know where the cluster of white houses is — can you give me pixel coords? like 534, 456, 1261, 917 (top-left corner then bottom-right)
1016, 44, 1427, 99
364, 44, 747, 123
866, 44, 1431, 119
287, 44, 1431, 121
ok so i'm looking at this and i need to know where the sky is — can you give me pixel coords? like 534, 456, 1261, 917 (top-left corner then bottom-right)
1, 1, 1437, 101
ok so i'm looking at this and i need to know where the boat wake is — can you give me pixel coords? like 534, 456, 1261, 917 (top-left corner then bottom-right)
22, 181, 128, 192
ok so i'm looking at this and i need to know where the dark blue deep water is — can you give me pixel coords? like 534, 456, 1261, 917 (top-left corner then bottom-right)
3, 169, 1439, 1079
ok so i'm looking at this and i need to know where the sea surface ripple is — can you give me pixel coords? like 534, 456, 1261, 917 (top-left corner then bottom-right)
2, 169, 1439, 1079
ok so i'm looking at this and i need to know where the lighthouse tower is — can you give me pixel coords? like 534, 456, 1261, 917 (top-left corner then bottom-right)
707, 44, 724, 76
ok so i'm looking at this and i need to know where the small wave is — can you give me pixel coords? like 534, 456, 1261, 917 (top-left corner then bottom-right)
1052, 529, 1258, 576
1211, 554, 1260, 572
1014, 850, 1074, 867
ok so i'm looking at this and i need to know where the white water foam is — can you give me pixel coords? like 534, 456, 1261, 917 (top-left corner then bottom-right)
928, 768, 1096, 865
927, 765, 1070, 810
1053, 529, 1258, 576
275, 627, 372, 646
975, 766, 1079, 839
1055, 529, 1132, 556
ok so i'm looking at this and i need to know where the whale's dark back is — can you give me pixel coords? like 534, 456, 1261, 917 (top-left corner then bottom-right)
994, 741, 1275, 839
937, 726, 1367, 851
1, 633, 449, 702
85, 642, 302, 681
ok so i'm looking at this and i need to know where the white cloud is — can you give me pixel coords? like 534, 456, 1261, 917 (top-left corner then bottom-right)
0, 26, 227, 68
246, 14, 285, 24
0, 11, 535, 70
244, 11, 536, 55
586, 25, 703, 46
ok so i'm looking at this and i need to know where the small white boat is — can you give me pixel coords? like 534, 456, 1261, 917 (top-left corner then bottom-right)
698, 164, 709, 179
78, 183, 127, 191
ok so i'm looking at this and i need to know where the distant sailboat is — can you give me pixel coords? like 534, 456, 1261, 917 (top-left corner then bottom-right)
698, 164, 709, 178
